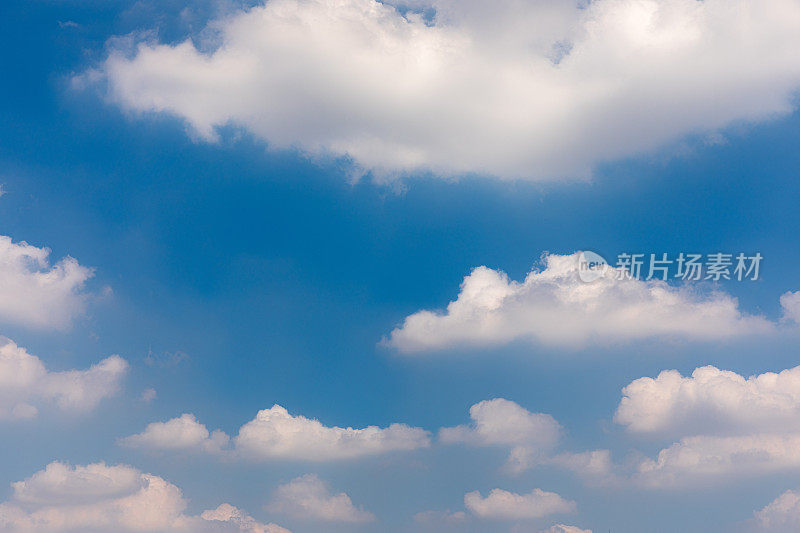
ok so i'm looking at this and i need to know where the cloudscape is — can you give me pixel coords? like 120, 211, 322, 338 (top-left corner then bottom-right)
2, 0, 800, 531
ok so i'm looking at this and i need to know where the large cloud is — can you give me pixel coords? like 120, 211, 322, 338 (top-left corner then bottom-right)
121, 404, 430, 461
0, 235, 94, 330
0, 461, 290, 532
464, 488, 576, 520
386, 253, 771, 353
99, 0, 800, 181
616, 365, 800, 437
634, 434, 800, 488
266, 474, 374, 523
616, 363, 800, 487
0, 338, 128, 420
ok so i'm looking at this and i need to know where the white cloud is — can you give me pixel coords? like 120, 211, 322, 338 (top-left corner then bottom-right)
440, 398, 561, 449
0, 338, 128, 420
233, 404, 430, 461
615, 364, 800, 437
0, 461, 290, 532
539, 526, 592, 533
754, 490, 800, 532
267, 474, 374, 523
386, 252, 771, 353
0, 235, 94, 330
119, 413, 230, 453
201, 504, 291, 533
440, 398, 561, 473
123, 405, 429, 461
439, 398, 615, 482
634, 434, 800, 488
99, 0, 800, 181
464, 488, 576, 520
780, 291, 800, 323
613, 363, 800, 487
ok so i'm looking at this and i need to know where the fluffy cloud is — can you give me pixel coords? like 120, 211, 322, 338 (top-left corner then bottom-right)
0, 338, 128, 420
464, 488, 576, 520
754, 490, 800, 532
780, 291, 800, 323
615, 365, 800, 437
0, 461, 290, 532
201, 505, 291, 533
0, 235, 94, 330
122, 404, 430, 461
100, 0, 800, 181
613, 363, 800, 487
439, 398, 614, 482
634, 434, 800, 488
119, 413, 230, 453
440, 398, 561, 448
440, 398, 561, 473
266, 474, 374, 523
386, 253, 771, 353
234, 404, 430, 460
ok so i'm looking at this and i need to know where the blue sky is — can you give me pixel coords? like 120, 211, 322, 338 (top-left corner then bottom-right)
2, 1, 800, 532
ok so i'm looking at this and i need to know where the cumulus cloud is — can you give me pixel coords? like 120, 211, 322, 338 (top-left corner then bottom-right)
634, 434, 800, 488
233, 404, 430, 460
439, 398, 615, 482
780, 291, 800, 323
615, 364, 800, 437
613, 363, 800, 487
440, 398, 561, 473
754, 490, 800, 532
386, 252, 771, 353
0, 235, 95, 330
464, 488, 576, 520
0, 461, 290, 532
122, 404, 429, 461
266, 474, 374, 523
0, 338, 128, 420
119, 413, 230, 453
99, 0, 800, 181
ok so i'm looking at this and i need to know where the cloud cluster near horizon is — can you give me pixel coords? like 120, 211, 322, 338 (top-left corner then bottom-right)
0, 461, 290, 532
120, 404, 431, 461
98, 0, 800, 181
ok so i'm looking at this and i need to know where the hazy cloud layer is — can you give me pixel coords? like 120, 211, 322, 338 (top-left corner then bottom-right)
267, 474, 374, 523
